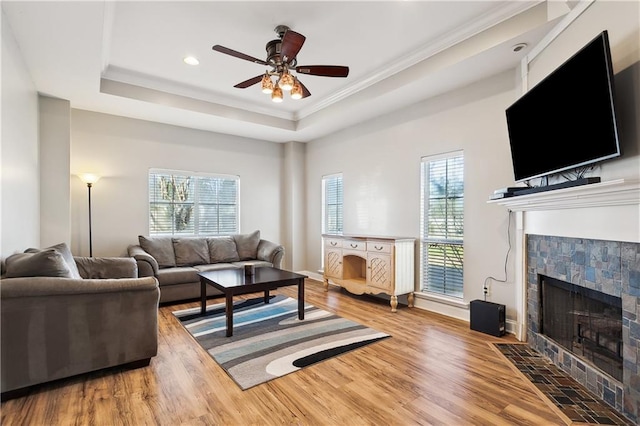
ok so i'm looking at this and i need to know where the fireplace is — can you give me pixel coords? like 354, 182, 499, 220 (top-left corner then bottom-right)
527, 234, 639, 423
540, 275, 623, 382
489, 179, 640, 423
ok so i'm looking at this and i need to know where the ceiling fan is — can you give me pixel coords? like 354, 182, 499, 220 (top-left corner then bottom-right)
212, 25, 349, 102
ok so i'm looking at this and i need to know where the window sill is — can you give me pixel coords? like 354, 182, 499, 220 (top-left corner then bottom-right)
414, 291, 469, 310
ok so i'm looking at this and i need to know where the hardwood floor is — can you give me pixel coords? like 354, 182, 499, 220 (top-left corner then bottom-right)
1, 279, 566, 425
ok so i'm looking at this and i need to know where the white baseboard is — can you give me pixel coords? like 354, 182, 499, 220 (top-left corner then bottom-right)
506, 319, 521, 339
297, 270, 324, 283
413, 296, 469, 322
298, 271, 519, 339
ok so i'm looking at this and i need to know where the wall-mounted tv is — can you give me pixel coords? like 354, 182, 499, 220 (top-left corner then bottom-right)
505, 30, 621, 184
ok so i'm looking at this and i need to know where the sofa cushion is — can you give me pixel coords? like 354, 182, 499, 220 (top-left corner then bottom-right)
207, 237, 240, 263
25, 242, 81, 279
233, 230, 261, 261
173, 238, 209, 266
139, 236, 176, 268
5, 249, 73, 278
156, 267, 200, 286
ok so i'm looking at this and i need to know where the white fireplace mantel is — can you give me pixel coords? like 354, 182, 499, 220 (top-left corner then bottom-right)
487, 178, 640, 341
488, 178, 640, 211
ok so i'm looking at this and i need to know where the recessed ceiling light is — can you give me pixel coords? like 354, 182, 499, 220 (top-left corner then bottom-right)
512, 43, 528, 53
183, 56, 199, 66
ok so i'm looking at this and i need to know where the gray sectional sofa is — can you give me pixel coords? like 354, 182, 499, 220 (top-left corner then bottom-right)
1, 243, 160, 399
127, 230, 285, 303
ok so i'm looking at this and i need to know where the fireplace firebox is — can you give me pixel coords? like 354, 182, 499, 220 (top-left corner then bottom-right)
540, 275, 623, 382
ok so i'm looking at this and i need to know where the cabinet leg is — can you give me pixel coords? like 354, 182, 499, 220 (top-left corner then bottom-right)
323, 278, 329, 292
390, 295, 398, 313
407, 292, 415, 308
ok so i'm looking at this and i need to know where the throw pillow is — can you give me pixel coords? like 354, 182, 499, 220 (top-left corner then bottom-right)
173, 238, 209, 266
208, 237, 240, 263
25, 242, 81, 279
233, 230, 260, 261
5, 249, 73, 278
138, 236, 176, 268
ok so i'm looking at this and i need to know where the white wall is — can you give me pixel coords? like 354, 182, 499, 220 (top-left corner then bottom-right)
305, 0, 640, 325
507, 0, 640, 339
69, 110, 284, 258
516, 0, 640, 245
39, 95, 71, 248
5, 0, 636, 330
306, 70, 519, 320
282, 141, 306, 271
1, 10, 39, 257
526, 0, 640, 184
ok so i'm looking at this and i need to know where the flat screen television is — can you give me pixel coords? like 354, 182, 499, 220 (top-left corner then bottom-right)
505, 30, 621, 183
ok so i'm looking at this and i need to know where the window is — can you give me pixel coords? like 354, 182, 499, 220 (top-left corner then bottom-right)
148, 169, 239, 236
322, 173, 343, 235
420, 152, 464, 298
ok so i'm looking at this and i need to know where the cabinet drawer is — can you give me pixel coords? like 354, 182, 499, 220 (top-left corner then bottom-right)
343, 239, 366, 251
366, 241, 393, 254
324, 238, 342, 248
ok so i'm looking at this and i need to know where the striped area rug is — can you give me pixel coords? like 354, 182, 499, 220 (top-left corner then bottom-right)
173, 295, 390, 390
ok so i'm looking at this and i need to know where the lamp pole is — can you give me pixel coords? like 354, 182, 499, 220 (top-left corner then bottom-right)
78, 173, 100, 257
87, 182, 93, 257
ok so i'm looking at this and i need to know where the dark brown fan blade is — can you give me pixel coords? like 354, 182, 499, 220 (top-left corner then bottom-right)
234, 75, 263, 89
212, 45, 268, 66
297, 79, 311, 98
295, 65, 349, 77
280, 30, 306, 63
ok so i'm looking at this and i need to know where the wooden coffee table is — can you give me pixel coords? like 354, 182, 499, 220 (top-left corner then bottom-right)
198, 267, 308, 337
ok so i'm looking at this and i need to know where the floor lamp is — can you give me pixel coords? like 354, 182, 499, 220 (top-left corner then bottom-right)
78, 173, 101, 257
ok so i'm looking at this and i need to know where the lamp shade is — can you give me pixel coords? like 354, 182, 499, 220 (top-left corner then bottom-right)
271, 86, 283, 103
261, 73, 273, 94
291, 79, 303, 100
78, 173, 101, 185
278, 72, 294, 91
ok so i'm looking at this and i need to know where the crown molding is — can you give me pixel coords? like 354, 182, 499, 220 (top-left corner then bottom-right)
100, 77, 296, 132
295, 1, 542, 120
102, 65, 294, 121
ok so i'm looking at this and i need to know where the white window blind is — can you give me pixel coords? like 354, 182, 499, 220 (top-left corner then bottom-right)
420, 152, 464, 298
322, 174, 343, 235
149, 169, 239, 236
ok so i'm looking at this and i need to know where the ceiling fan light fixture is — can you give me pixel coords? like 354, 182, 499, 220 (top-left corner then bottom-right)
271, 86, 283, 103
212, 26, 349, 103
290, 79, 303, 100
278, 72, 294, 91
261, 73, 274, 94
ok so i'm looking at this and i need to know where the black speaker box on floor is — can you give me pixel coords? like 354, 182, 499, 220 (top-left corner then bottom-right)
470, 300, 506, 337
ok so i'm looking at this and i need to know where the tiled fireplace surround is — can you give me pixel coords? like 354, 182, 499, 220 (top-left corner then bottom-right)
526, 234, 639, 423
491, 179, 640, 423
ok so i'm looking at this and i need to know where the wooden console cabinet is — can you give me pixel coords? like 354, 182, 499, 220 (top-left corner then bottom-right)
322, 234, 415, 312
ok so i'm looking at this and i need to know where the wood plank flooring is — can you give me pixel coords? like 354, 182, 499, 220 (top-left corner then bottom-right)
1, 279, 567, 425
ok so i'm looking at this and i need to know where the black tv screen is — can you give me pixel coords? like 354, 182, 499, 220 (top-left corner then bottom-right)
505, 30, 621, 183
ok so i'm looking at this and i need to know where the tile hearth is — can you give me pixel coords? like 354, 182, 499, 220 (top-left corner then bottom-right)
496, 343, 632, 425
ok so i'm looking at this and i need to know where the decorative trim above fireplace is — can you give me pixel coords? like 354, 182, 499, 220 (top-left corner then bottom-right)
489, 178, 640, 211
